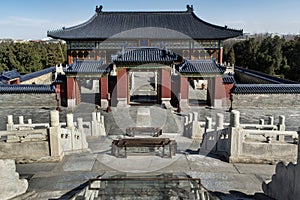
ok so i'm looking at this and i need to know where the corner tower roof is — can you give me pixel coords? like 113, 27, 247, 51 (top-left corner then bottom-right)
48, 5, 243, 40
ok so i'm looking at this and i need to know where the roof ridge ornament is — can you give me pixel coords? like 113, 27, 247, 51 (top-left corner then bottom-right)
95, 5, 103, 15
186, 5, 194, 13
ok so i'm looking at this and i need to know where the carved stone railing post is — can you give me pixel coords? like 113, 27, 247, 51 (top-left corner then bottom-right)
230, 110, 240, 128
7, 115, 14, 131
215, 113, 224, 130
49, 110, 63, 159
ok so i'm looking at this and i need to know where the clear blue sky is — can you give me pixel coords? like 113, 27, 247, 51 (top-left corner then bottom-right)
1, 0, 300, 39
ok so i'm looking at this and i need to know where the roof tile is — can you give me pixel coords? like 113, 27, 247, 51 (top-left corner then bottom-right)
65, 60, 110, 74
113, 48, 178, 64
232, 84, 300, 94
177, 60, 225, 75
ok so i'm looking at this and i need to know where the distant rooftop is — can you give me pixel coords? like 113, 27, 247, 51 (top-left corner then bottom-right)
20, 67, 56, 82
65, 60, 110, 74
234, 66, 298, 84
177, 60, 225, 76
232, 84, 300, 94
0, 70, 21, 84
0, 84, 55, 94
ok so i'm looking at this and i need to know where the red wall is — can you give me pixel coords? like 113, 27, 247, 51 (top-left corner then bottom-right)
67, 77, 75, 99
214, 77, 226, 99
180, 77, 189, 99
224, 83, 234, 99
100, 77, 108, 99
214, 77, 233, 100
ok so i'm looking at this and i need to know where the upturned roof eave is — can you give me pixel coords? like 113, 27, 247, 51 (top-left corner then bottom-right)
47, 34, 242, 41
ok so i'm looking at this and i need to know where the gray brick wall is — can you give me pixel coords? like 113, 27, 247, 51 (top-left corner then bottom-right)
0, 93, 57, 108
231, 93, 300, 108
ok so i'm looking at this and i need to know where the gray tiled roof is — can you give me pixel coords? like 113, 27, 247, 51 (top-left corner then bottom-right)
20, 67, 56, 82
113, 48, 178, 64
0, 84, 56, 94
65, 60, 110, 73
232, 84, 300, 94
48, 7, 242, 40
177, 60, 225, 75
235, 66, 298, 84
222, 76, 235, 84
0, 70, 20, 83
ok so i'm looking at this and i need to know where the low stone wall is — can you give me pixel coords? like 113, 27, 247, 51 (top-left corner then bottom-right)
0, 141, 50, 162
230, 129, 297, 163
0, 110, 105, 163
231, 93, 300, 108
0, 93, 57, 108
200, 111, 298, 163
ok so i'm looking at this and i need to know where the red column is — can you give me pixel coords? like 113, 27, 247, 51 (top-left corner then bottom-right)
179, 77, 190, 109
100, 77, 108, 100
160, 68, 172, 107
219, 47, 223, 64
161, 69, 171, 99
116, 68, 128, 106
67, 50, 72, 64
213, 77, 226, 108
67, 77, 76, 107
100, 77, 109, 107
180, 77, 189, 100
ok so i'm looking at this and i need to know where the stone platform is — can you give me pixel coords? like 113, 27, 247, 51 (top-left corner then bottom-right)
1, 103, 298, 199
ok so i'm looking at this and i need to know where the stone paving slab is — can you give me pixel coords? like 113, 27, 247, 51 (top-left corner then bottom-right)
16, 163, 57, 174
136, 107, 151, 127
18, 152, 276, 197
96, 154, 184, 173
87, 136, 112, 154
62, 153, 96, 172
28, 172, 98, 192
187, 155, 237, 173
189, 171, 263, 195
233, 163, 276, 176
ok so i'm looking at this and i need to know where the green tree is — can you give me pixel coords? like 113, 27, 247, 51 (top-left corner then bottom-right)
233, 38, 259, 69
283, 36, 300, 81
0, 41, 66, 74
255, 36, 285, 75
227, 47, 235, 64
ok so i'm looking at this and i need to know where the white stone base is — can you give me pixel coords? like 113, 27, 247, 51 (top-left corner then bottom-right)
161, 98, 172, 109
180, 99, 190, 109
213, 99, 223, 109
117, 98, 129, 108
67, 99, 76, 108
100, 99, 109, 108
